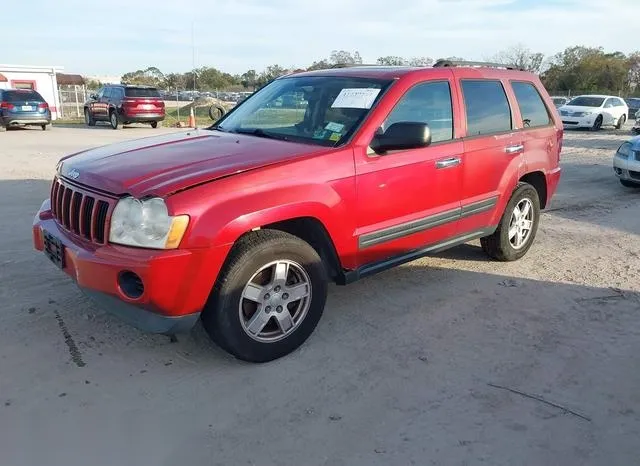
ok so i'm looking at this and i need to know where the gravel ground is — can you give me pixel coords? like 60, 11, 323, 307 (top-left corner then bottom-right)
1, 123, 639, 466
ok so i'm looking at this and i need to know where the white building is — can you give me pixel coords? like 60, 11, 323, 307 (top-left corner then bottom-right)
0, 64, 63, 120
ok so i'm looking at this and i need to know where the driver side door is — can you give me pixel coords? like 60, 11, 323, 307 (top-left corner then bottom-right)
354, 79, 464, 267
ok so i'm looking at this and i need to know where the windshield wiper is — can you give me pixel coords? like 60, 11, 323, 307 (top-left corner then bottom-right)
233, 128, 290, 141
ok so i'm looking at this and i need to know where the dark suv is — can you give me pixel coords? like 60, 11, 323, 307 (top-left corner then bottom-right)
84, 84, 165, 130
0, 88, 51, 131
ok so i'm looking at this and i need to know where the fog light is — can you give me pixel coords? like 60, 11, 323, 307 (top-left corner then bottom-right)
118, 271, 144, 299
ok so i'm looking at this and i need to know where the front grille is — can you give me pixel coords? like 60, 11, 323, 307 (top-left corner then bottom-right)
50, 178, 113, 244
630, 170, 640, 181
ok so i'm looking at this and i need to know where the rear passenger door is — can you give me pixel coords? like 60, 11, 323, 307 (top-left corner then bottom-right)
458, 79, 522, 234
509, 80, 557, 183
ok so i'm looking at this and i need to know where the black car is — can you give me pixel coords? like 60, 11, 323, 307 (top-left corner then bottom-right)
83, 84, 166, 130
625, 98, 640, 119
0, 88, 51, 131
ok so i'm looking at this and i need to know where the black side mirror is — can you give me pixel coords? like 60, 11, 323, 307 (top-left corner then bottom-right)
370, 122, 432, 154
90, 94, 98, 100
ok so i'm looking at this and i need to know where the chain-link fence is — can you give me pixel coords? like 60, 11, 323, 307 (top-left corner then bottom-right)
56, 86, 246, 125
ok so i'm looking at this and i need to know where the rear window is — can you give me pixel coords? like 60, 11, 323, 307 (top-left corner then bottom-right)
461, 80, 512, 136
511, 81, 551, 128
124, 87, 161, 98
3, 90, 44, 102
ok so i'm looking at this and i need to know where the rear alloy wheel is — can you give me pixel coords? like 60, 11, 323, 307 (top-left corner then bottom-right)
481, 182, 540, 261
202, 230, 328, 362
84, 108, 95, 127
109, 110, 120, 130
150, 121, 158, 129
620, 179, 640, 188
591, 115, 603, 131
615, 114, 626, 130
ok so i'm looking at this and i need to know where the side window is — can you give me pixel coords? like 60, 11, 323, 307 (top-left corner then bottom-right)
382, 81, 453, 143
616, 98, 625, 107
511, 81, 551, 128
461, 80, 512, 136
96, 88, 105, 99
112, 88, 124, 100
604, 98, 614, 108
103, 87, 112, 99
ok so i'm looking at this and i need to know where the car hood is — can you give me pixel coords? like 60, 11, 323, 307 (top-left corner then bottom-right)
57, 129, 328, 197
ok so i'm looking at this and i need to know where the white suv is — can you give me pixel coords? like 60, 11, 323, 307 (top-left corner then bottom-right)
559, 95, 628, 131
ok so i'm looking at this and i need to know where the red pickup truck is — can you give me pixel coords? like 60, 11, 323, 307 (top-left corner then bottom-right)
33, 61, 562, 362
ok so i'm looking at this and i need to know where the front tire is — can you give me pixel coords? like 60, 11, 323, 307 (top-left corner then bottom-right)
109, 110, 120, 130
41, 124, 47, 131
591, 115, 603, 131
201, 230, 328, 362
480, 182, 541, 261
615, 114, 626, 130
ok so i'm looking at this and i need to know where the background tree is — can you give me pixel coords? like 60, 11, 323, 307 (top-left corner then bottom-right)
377, 56, 408, 66
256, 65, 289, 88
488, 44, 544, 72
240, 70, 258, 90
541, 46, 631, 94
121, 66, 165, 87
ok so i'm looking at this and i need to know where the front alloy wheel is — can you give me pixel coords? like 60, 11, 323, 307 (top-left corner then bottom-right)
202, 230, 328, 362
239, 260, 311, 342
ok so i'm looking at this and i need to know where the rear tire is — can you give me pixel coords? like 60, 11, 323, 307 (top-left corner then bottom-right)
615, 114, 626, 130
620, 179, 640, 188
591, 115, 603, 131
480, 182, 540, 262
109, 110, 120, 130
41, 124, 47, 131
84, 108, 95, 127
150, 121, 158, 129
201, 230, 328, 363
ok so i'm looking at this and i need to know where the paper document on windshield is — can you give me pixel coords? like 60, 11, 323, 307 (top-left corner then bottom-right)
331, 88, 381, 109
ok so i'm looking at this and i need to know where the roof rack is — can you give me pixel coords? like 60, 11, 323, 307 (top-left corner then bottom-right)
433, 59, 524, 71
329, 63, 388, 69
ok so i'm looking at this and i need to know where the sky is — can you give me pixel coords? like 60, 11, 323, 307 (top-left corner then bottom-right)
2, 0, 636, 77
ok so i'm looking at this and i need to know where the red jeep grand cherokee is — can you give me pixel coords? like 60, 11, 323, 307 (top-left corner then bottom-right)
33, 61, 562, 362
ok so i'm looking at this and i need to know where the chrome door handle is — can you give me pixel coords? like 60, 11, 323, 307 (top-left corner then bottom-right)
505, 144, 524, 154
436, 157, 461, 169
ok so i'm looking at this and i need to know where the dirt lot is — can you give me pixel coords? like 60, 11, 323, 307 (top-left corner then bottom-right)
1, 123, 639, 466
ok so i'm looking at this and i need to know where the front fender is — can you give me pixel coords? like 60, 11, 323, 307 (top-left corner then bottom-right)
168, 176, 357, 265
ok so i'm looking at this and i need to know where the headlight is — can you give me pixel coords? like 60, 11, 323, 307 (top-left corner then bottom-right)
109, 196, 189, 249
582, 111, 593, 116
616, 142, 633, 159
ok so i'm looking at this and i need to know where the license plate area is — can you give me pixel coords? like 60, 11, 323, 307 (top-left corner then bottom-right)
43, 230, 65, 269
21, 105, 34, 111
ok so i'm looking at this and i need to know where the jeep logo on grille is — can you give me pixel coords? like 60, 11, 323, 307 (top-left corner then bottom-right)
68, 169, 80, 179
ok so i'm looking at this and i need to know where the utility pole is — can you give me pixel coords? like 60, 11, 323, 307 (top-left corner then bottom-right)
191, 21, 196, 91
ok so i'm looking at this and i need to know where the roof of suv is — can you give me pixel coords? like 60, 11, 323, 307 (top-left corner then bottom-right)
284, 63, 535, 80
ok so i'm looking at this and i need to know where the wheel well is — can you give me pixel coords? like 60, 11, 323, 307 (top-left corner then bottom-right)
261, 217, 343, 282
519, 171, 547, 208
